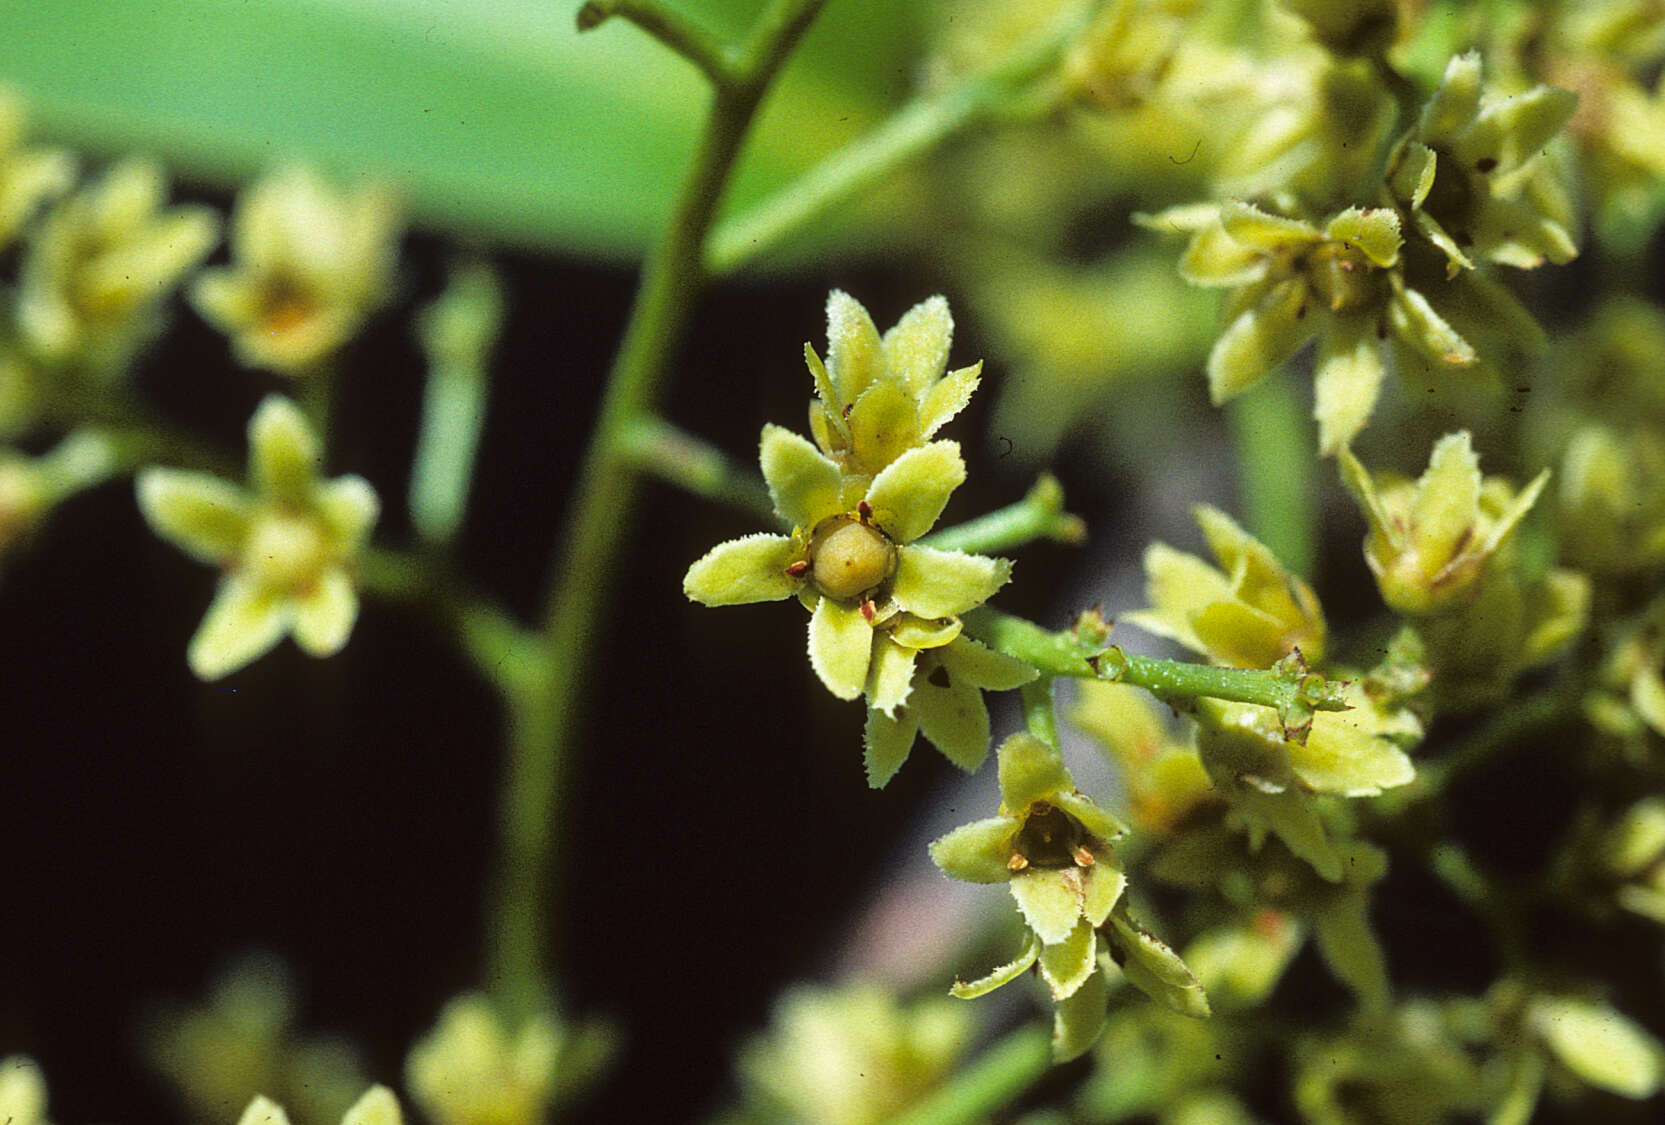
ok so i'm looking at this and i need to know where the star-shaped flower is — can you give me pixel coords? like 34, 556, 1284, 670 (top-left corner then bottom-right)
192, 165, 400, 375
684, 424, 1012, 702
137, 396, 378, 680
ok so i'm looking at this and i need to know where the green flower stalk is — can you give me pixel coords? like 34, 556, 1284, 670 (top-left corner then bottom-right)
1386, 51, 1579, 276
137, 396, 378, 680
192, 165, 401, 375
16, 157, 218, 375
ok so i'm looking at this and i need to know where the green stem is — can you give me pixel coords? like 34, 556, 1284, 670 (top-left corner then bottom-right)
1226, 373, 1315, 579
961, 607, 1349, 714
919, 473, 1085, 554
617, 414, 773, 520
486, 0, 831, 1014
890, 1025, 1053, 1125
1021, 676, 1060, 747
704, 3, 1095, 274
577, 0, 737, 86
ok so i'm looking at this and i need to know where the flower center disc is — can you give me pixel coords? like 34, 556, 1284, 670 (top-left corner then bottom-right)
243, 510, 328, 592
809, 516, 897, 601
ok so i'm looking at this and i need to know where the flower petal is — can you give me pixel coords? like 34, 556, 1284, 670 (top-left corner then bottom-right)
892, 545, 1012, 619
136, 468, 251, 563
913, 669, 992, 773
314, 474, 380, 547
941, 636, 1036, 690
918, 361, 981, 440
188, 576, 289, 680
825, 289, 883, 401
1105, 906, 1211, 1018
1313, 316, 1385, 456
237, 1096, 295, 1125
1053, 791, 1128, 848
1419, 52, 1483, 145
759, 424, 842, 529
341, 1086, 403, 1125
1010, 868, 1086, 946
881, 294, 953, 393
847, 379, 921, 472
1206, 281, 1311, 403
249, 396, 321, 505
807, 596, 872, 700
928, 817, 1018, 884
997, 732, 1073, 812
949, 929, 1042, 999
1051, 965, 1108, 1062
1038, 919, 1099, 1000
1079, 862, 1127, 927
863, 706, 920, 789
291, 567, 359, 657
865, 635, 917, 719
684, 533, 800, 605
864, 441, 965, 543
1530, 997, 1664, 1099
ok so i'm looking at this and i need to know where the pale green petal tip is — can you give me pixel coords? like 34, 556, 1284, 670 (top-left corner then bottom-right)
683, 533, 799, 606
1051, 968, 1109, 1062
928, 817, 1017, 884
1107, 909, 1211, 1019
892, 545, 1012, 619
825, 289, 882, 398
996, 732, 1072, 811
342, 1086, 403, 1125
291, 569, 359, 657
135, 467, 251, 563
807, 597, 872, 701
250, 395, 320, 502
1038, 920, 1099, 1000
316, 474, 381, 546
236, 1095, 294, 1125
863, 708, 918, 789
1532, 997, 1664, 1099
881, 294, 952, 392
188, 580, 289, 680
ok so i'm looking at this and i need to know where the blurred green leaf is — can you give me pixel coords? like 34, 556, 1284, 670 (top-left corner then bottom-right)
0, 0, 922, 261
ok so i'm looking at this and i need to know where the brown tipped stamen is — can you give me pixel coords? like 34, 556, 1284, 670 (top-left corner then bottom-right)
859, 599, 877, 623
1007, 853, 1029, 872
1073, 844, 1096, 867
783, 560, 810, 578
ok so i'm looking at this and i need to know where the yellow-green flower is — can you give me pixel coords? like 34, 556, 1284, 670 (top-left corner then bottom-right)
931, 733, 1205, 1059
728, 982, 974, 1125
1130, 504, 1325, 668
684, 424, 1011, 702
404, 995, 560, 1125
1339, 430, 1546, 617
192, 165, 400, 375
16, 157, 218, 374
1071, 680, 1214, 835
1386, 51, 1579, 276
137, 396, 378, 680
803, 291, 982, 478
0, 430, 115, 564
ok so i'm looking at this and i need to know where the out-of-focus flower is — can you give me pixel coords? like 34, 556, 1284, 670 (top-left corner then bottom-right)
0, 430, 116, 565
137, 396, 378, 679
724, 982, 973, 1125
16, 157, 217, 375
192, 165, 400, 375
235, 1086, 401, 1125
0, 1056, 50, 1125
404, 995, 562, 1125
